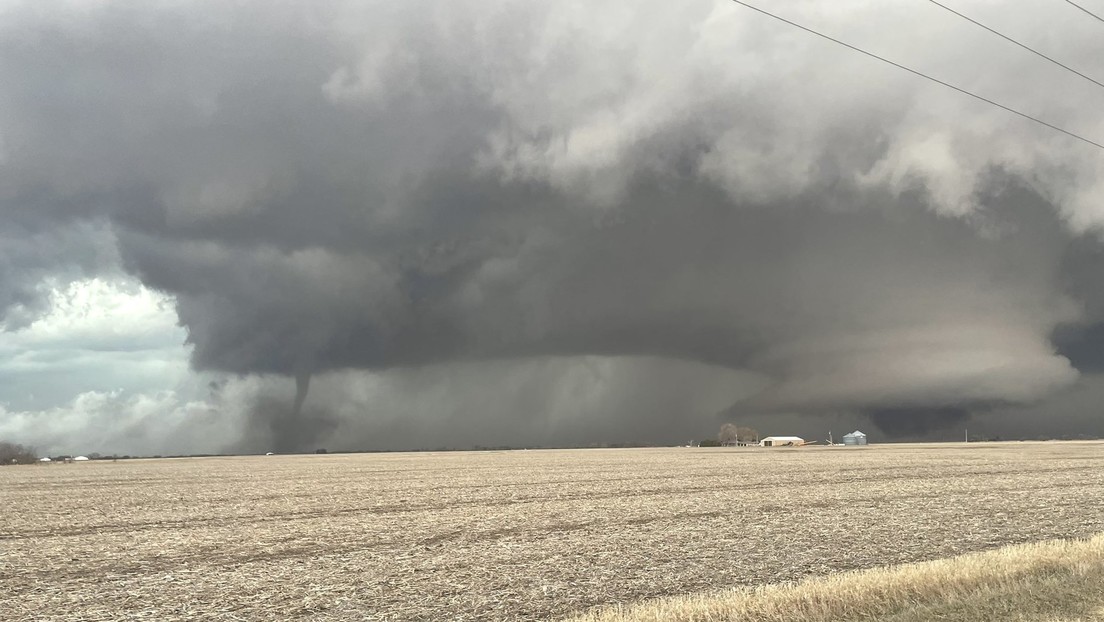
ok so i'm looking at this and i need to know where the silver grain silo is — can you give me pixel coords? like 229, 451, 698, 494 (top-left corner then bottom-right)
842, 430, 868, 445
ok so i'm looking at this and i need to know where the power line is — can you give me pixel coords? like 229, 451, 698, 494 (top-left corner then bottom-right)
1065, 0, 1104, 24
926, 0, 1104, 91
727, 0, 1104, 152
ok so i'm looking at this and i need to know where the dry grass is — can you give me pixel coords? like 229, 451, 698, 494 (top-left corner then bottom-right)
1, 442, 1103, 620
569, 534, 1104, 622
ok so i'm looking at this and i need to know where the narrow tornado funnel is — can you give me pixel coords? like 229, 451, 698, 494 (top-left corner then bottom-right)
292, 370, 311, 421
266, 369, 314, 453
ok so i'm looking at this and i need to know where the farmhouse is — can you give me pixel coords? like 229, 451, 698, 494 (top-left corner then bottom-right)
760, 436, 804, 447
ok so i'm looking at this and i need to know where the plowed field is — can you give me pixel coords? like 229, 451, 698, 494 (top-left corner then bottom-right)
3, 442, 1103, 621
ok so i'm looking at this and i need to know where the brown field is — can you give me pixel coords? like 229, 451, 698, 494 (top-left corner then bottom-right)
2, 442, 1104, 621
571, 534, 1104, 622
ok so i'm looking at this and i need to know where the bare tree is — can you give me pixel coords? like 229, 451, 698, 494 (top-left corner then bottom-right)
718, 425, 759, 445
0, 442, 38, 465
736, 426, 759, 444
718, 424, 739, 445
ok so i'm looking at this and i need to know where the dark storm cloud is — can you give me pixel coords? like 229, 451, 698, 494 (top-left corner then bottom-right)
0, 220, 119, 330
1053, 323, 1104, 373
865, 406, 973, 437
1052, 234, 1104, 372
3, 0, 1104, 450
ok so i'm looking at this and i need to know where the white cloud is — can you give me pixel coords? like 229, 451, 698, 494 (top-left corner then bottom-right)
12, 277, 180, 348
0, 278, 191, 410
0, 389, 230, 456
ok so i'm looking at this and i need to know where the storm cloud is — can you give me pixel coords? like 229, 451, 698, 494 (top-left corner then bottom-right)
2, 0, 1104, 451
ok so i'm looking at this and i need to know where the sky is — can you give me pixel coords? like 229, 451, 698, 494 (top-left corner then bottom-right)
2, 0, 1104, 455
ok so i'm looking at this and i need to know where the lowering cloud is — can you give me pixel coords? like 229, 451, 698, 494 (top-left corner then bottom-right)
2, 0, 1104, 452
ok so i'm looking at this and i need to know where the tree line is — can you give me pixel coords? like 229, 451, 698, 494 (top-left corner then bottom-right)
699, 425, 759, 447
0, 442, 37, 465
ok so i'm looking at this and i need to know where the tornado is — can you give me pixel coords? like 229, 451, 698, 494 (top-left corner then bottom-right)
261, 369, 316, 453
293, 370, 311, 422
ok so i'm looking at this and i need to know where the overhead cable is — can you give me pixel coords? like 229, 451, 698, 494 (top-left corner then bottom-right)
727, 0, 1104, 152
1064, 0, 1104, 24
925, 0, 1104, 91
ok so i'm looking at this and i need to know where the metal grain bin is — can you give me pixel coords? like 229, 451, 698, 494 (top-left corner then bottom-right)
842, 430, 868, 445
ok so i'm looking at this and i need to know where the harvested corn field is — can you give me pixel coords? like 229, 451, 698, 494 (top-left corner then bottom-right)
570, 534, 1104, 622
3, 442, 1104, 621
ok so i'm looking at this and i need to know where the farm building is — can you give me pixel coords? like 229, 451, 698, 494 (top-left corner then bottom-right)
843, 430, 868, 445
73, 456, 90, 461
720, 438, 759, 447
760, 436, 804, 447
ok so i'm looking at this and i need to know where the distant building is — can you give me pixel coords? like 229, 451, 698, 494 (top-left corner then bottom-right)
73, 456, 90, 461
842, 430, 868, 446
760, 436, 804, 447
722, 439, 758, 447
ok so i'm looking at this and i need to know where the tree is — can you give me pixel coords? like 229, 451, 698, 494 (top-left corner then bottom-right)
0, 442, 38, 465
719, 423, 739, 444
718, 424, 759, 445
736, 426, 759, 443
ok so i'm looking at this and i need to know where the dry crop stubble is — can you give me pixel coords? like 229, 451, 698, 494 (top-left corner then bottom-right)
2, 442, 1103, 621
569, 534, 1104, 622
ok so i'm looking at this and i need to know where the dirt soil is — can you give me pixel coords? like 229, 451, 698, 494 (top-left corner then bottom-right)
2, 442, 1103, 621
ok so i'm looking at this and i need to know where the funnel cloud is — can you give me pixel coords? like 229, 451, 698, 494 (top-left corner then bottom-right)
2, 1, 1104, 452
